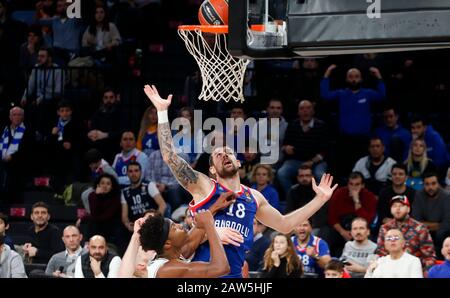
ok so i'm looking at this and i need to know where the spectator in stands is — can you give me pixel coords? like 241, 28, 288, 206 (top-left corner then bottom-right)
225, 104, 251, 159
36, 0, 84, 63
366, 229, 423, 278
238, 144, 260, 186
50, 100, 81, 192
112, 131, 150, 186
327, 172, 377, 256
23, 202, 64, 264
410, 115, 448, 172
82, 4, 121, 65
428, 236, 450, 278
85, 148, 117, 182
80, 173, 123, 251
19, 25, 43, 70
245, 219, 271, 272
21, 46, 63, 105
173, 107, 204, 167
74, 235, 121, 278
277, 100, 329, 193
0, 234, 27, 278
321, 65, 385, 178
45, 225, 84, 278
374, 106, 411, 162
352, 137, 396, 194
250, 98, 288, 168
0, 213, 13, 248
285, 165, 328, 235
137, 106, 159, 158
405, 138, 437, 190
292, 219, 331, 277
289, 58, 322, 105
148, 149, 190, 211
378, 164, 415, 225
0, 107, 32, 204
250, 164, 279, 210
412, 172, 450, 256
324, 259, 345, 278
87, 87, 122, 163
20, 47, 63, 136
34, 0, 56, 46
376, 195, 436, 273
341, 217, 377, 278
262, 233, 303, 278
121, 161, 166, 232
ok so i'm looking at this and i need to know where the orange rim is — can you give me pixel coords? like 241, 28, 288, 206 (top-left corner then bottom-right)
178, 25, 228, 34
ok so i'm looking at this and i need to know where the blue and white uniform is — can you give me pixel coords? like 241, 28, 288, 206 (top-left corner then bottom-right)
292, 235, 330, 277
189, 180, 259, 278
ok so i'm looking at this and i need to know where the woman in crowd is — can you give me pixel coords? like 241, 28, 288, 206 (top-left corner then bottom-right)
262, 233, 303, 278
82, 4, 121, 64
137, 106, 159, 158
250, 164, 280, 211
405, 138, 436, 190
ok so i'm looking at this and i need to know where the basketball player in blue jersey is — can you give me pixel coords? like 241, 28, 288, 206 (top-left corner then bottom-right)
144, 85, 338, 278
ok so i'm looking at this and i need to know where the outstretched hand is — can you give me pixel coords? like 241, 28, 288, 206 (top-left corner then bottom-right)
143, 84, 172, 111
312, 174, 338, 202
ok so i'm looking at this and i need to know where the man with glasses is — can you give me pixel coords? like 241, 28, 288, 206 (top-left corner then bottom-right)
376, 195, 436, 274
365, 229, 422, 278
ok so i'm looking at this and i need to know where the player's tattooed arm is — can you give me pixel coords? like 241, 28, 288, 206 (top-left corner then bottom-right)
143, 84, 212, 199
158, 121, 199, 188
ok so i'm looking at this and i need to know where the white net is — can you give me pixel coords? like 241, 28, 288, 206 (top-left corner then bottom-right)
178, 27, 250, 103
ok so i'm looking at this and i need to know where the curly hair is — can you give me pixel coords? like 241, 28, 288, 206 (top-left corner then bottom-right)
139, 214, 166, 255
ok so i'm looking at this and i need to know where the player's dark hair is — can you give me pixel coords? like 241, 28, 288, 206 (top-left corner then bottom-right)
139, 214, 167, 254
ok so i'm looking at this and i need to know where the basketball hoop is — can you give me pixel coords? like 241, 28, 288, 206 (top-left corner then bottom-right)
178, 25, 250, 103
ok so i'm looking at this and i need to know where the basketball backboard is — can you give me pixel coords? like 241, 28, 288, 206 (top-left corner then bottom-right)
229, 0, 450, 59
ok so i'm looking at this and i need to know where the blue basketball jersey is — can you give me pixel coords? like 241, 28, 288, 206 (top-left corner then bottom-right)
189, 180, 258, 278
114, 152, 140, 179
292, 235, 329, 277
141, 131, 159, 156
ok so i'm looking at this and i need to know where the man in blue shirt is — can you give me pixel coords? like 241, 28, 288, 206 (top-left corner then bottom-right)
428, 237, 450, 278
410, 115, 448, 173
374, 106, 412, 163
292, 219, 331, 277
321, 65, 386, 179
